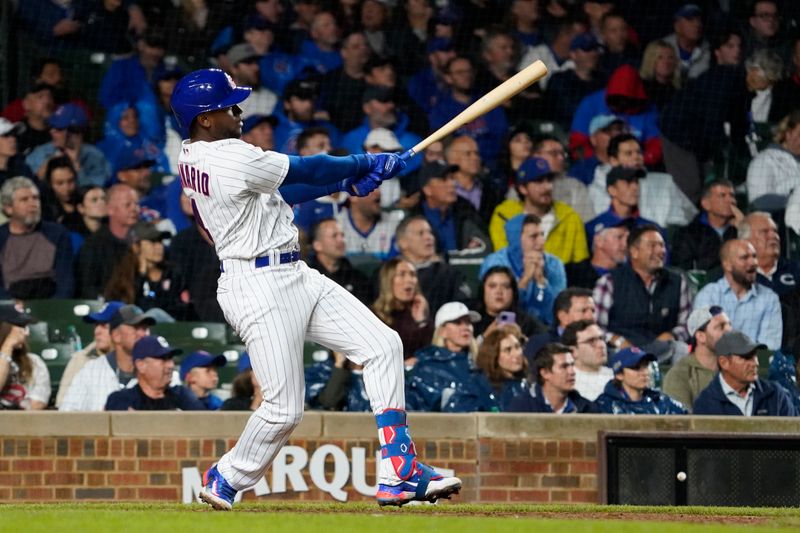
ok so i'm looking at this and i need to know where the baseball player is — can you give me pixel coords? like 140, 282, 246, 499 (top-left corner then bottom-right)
169, 69, 461, 510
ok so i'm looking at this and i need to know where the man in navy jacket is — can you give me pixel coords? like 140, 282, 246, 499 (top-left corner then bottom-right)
694, 330, 796, 416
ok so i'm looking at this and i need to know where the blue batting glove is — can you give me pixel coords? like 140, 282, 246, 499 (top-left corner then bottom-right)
370, 153, 407, 180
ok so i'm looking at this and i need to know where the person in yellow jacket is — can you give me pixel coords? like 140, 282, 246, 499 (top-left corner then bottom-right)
489, 157, 589, 264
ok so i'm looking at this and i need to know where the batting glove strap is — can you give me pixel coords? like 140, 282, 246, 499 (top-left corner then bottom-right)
376, 408, 407, 428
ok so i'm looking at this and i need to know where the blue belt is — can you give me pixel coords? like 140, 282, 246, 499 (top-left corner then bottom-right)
220, 251, 300, 272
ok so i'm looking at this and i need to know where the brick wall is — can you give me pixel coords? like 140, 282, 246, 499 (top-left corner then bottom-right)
2, 412, 797, 503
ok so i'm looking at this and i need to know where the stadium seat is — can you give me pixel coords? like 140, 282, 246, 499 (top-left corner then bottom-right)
23, 299, 104, 342
349, 254, 384, 278
448, 258, 483, 300
151, 321, 228, 348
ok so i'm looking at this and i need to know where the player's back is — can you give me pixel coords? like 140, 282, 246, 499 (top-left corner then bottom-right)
177, 138, 298, 260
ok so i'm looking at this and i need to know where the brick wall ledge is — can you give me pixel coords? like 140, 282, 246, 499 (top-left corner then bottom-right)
1, 412, 798, 438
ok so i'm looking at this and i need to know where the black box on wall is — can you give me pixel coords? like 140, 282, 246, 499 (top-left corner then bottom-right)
600, 431, 800, 507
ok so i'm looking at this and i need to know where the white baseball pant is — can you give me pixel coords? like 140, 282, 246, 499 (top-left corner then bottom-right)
215, 258, 404, 489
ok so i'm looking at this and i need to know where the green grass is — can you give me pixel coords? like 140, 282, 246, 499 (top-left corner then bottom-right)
2, 503, 800, 533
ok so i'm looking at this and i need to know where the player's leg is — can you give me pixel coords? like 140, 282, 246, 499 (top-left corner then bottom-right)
200, 267, 312, 510
303, 265, 461, 506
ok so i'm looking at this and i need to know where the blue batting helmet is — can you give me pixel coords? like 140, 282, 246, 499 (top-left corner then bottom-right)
170, 68, 252, 136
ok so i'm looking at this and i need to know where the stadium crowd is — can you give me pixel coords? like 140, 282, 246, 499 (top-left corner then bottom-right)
1, 0, 800, 417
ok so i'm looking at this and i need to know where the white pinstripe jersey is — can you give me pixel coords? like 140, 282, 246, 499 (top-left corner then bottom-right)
177, 138, 297, 260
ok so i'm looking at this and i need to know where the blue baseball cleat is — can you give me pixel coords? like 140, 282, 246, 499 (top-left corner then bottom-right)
198, 464, 237, 511
376, 459, 462, 506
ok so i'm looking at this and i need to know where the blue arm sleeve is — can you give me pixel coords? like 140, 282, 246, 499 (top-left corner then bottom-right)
283, 153, 371, 187
279, 183, 338, 205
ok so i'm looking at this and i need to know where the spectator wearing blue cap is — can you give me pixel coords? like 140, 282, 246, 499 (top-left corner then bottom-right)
489, 157, 588, 265
508, 343, 598, 413
220, 352, 263, 411
241, 115, 278, 152
663, 4, 710, 81
480, 214, 566, 325
180, 351, 227, 410
595, 346, 687, 414
111, 144, 173, 225
106, 335, 204, 411
569, 115, 627, 186
61, 305, 155, 411
55, 301, 126, 408
407, 37, 457, 114
25, 104, 111, 188
545, 32, 606, 128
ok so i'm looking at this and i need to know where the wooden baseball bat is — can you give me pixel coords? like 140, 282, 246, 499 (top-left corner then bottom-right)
399, 59, 548, 161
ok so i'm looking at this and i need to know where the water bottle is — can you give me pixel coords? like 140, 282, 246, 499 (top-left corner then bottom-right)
67, 326, 82, 354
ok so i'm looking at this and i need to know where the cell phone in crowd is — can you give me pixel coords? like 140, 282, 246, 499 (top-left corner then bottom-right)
497, 311, 516, 325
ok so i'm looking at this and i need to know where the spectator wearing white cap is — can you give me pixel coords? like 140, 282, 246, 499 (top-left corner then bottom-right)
406, 302, 499, 412
0, 118, 34, 186
662, 305, 732, 412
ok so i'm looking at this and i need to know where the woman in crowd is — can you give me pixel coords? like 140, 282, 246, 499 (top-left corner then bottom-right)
497, 126, 533, 199
476, 323, 529, 411
596, 347, 687, 415
372, 258, 434, 364
639, 40, 680, 110
472, 265, 546, 339
104, 221, 190, 320
406, 302, 497, 412
0, 306, 50, 410
41, 156, 79, 225
66, 185, 107, 236
747, 109, 800, 205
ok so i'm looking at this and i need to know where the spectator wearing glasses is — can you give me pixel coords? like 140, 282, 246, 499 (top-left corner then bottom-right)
561, 319, 612, 401
663, 306, 732, 413
694, 330, 796, 416
744, 0, 787, 59
25, 104, 110, 187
